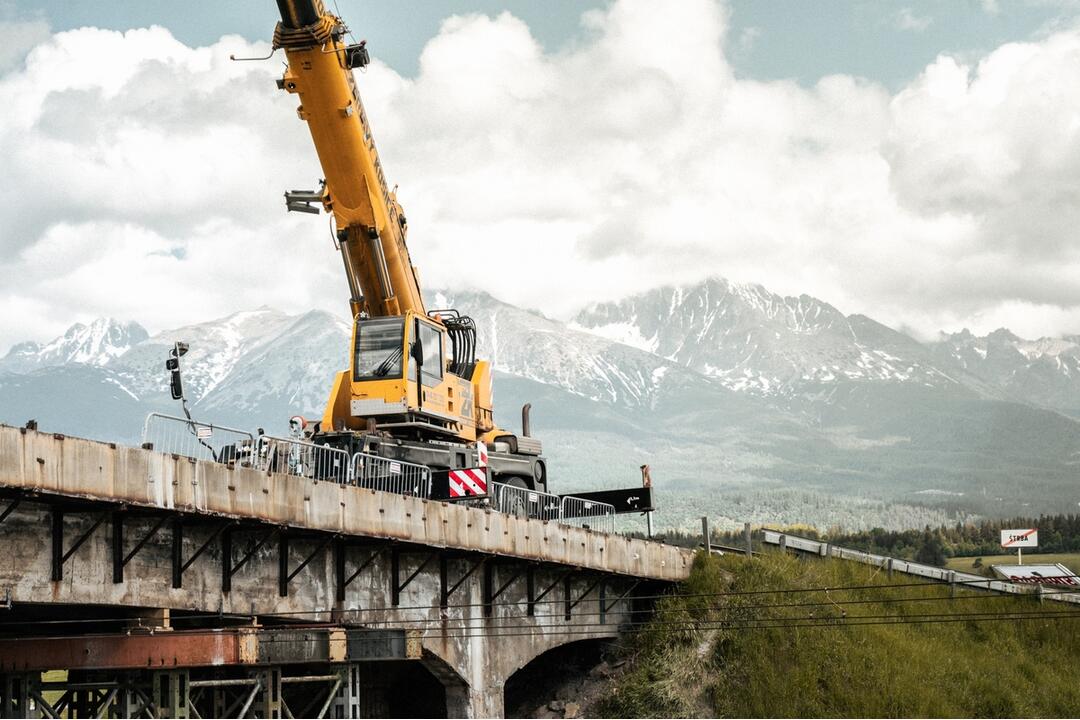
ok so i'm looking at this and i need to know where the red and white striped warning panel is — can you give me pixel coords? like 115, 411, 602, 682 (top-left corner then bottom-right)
449, 468, 488, 498
476, 441, 489, 468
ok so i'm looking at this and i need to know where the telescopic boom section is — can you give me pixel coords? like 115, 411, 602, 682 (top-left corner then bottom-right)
274, 0, 425, 319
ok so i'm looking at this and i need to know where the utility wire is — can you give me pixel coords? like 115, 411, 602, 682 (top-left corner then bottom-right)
0, 596, 1073, 634
3, 608, 1080, 645
0, 578, 1071, 630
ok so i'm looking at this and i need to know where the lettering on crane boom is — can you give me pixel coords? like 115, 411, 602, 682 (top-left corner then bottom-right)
345, 70, 395, 227
558, 488, 654, 514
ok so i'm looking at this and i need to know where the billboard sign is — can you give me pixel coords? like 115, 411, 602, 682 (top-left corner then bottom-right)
991, 563, 1078, 587
1000, 529, 1038, 548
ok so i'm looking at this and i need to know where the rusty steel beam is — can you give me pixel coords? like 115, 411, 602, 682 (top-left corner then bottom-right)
490, 566, 524, 603
337, 545, 385, 602
0, 627, 413, 672
527, 565, 536, 616
0, 496, 20, 526
441, 554, 484, 608
224, 526, 280, 593
389, 546, 438, 606
50, 509, 109, 582
0, 630, 247, 672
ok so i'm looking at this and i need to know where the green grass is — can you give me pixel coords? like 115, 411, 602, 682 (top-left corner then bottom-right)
40, 670, 67, 708
946, 553, 1080, 577
595, 550, 1080, 718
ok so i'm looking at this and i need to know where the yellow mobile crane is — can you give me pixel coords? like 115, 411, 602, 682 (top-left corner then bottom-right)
270, 0, 545, 491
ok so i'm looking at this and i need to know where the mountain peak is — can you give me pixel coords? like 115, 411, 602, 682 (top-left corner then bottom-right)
571, 276, 950, 397
987, 327, 1021, 343
0, 318, 148, 374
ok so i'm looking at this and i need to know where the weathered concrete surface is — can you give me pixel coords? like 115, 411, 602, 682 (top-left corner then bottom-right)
0, 501, 633, 717
0, 424, 691, 582
0, 417, 688, 717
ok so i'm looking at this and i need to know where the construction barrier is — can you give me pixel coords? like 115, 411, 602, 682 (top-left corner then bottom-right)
490, 482, 561, 521
141, 414, 617, 533
141, 413, 254, 464
253, 435, 351, 484
350, 452, 432, 498
559, 495, 616, 535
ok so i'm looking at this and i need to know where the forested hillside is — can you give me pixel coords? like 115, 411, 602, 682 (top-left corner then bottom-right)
649, 514, 1080, 566
593, 551, 1080, 717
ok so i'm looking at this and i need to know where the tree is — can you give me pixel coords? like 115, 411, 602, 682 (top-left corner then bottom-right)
915, 530, 947, 567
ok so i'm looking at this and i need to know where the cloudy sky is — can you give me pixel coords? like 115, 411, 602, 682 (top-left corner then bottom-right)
2, 0, 1080, 353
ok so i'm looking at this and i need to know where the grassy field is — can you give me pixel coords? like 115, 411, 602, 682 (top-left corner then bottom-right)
594, 550, 1080, 718
946, 553, 1080, 576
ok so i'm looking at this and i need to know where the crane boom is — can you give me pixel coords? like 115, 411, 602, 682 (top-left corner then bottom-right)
264, 0, 546, 495
275, 0, 424, 319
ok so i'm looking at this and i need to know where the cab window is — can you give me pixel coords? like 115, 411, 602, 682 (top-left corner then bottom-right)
409, 322, 444, 387
354, 318, 405, 381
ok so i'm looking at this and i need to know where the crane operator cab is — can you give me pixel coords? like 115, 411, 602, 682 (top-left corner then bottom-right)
321, 309, 495, 444
341, 310, 486, 440
316, 308, 546, 493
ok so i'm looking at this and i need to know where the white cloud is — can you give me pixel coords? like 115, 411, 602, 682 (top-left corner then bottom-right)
895, 8, 933, 32
0, 6, 49, 74
2, 0, 1080, 352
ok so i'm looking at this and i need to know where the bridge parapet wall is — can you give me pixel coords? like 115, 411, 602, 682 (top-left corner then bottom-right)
0, 424, 690, 581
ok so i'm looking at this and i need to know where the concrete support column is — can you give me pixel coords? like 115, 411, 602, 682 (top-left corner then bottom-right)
444, 682, 504, 719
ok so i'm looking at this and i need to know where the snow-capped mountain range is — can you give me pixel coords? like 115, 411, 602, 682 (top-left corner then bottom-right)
1, 318, 148, 373
573, 277, 1080, 417
574, 278, 952, 397
4, 276, 1080, 530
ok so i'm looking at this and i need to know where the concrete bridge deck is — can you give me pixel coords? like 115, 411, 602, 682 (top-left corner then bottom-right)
0, 424, 694, 717
0, 424, 688, 582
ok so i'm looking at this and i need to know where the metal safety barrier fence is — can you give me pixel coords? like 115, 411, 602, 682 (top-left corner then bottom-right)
350, 452, 432, 498
489, 482, 561, 521
253, 435, 351, 484
142, 414, 616, 531
559, 495, 616, 534
141, 413, 254, 464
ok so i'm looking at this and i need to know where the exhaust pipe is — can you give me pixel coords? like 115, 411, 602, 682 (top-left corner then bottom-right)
521, 403, 532, 438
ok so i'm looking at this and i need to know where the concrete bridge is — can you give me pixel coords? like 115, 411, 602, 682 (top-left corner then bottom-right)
0, 424, 693, 717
